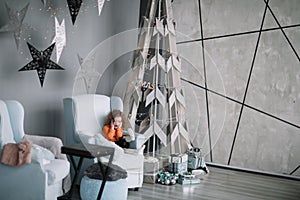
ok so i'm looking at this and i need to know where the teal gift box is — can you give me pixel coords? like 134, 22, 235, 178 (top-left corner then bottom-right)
187, 147, 205, 169
168, 153, 188, 174
188, 156, 205, 169
178, 173, 201, 185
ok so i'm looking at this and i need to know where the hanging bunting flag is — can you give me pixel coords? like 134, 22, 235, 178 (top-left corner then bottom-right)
171, 124, 179, 144
170, 123, 189, 144
149, 55, 157, 70
143, 122, 167, 147
67, 0, 82, 25
172, 55, 181, 72
19, 42, 64, 87
145, 86, 165, 107
157, 53, 165, 70
155, 18, 164, 35
167, 19, 176, 35
0, 3, 29, 49
166, 56, 173, 72
98, 0, 105, 16
175, 89, 186, 108
164, 23, 169, 36
178, 123, 189, 142
52, 17, 66, 63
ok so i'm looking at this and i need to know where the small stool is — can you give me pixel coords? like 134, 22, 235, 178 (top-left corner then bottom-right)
80, 175, 128, 200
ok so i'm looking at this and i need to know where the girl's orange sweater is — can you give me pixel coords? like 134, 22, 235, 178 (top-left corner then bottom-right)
103, 125, 123, 142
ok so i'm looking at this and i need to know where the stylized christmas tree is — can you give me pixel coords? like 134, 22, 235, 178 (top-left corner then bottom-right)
123, 0, 190, 156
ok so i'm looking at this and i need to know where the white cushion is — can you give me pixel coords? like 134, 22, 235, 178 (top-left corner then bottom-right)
31, 144, 55, 165
43, 159, 70, 185
73, 95, 111, 133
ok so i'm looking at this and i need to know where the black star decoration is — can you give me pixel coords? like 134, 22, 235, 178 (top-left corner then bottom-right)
67, 0, 83, 25
19, 42, 64, 87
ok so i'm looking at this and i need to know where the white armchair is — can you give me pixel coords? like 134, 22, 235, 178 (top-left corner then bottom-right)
0, 100, 70, 200
63, 94, 144, 189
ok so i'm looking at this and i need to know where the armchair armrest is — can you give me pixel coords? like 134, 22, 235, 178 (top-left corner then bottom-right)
129, 133, 145, 149
76, 131, 125, 162
24, 134, 67, 160
0, 162, 47, 200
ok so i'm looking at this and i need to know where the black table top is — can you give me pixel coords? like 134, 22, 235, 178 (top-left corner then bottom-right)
61, 143, 115, 158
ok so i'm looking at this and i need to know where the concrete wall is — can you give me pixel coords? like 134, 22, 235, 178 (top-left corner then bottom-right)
173, 0, 300, 176
1, 0, 299, 177
0, 0, 140, 140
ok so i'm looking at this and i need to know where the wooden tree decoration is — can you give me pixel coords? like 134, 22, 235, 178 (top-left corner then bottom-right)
123, 0, 190, 156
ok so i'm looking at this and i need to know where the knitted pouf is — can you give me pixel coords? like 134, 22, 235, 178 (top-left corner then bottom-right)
80, 175, 128, 200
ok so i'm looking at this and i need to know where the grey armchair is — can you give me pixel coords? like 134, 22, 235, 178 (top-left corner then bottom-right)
63, 94, 145, 189
0, 100, 70, 200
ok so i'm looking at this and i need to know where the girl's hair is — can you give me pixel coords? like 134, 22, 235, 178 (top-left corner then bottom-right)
105, 110, 126, 127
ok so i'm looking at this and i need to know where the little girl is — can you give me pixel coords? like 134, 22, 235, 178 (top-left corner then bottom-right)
102, 110, 145, 154
102, 110, 133, 148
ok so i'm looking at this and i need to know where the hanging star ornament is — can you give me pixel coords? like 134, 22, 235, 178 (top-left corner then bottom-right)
52, 17, 66, 63
0, 3, 29, 49
75, 53, 100, 93
19, 42, 64, 87
67, 0, 83, 25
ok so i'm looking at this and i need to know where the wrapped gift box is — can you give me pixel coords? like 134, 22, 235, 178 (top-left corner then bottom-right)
169, 153, 188, 163
187, 147, 205, 170
143, 171, 158, 184
169, 162, 187, 174
188, 156, 205, 170
156, 155, 169, 169
178, 176, 201, 185
143, 156, 160, 184
144, 156, 160, 173
178, 173, 201, 185
168, 153, 188, 174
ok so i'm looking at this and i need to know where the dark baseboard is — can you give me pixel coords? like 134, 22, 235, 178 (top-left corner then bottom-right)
206, 162, 300, 181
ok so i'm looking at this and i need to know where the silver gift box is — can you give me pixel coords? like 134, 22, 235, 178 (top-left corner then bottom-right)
169, 153, 188, 163
144, 156, 160, 173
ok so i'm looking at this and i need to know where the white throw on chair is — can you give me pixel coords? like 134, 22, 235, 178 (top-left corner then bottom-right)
63, 94, 145, 189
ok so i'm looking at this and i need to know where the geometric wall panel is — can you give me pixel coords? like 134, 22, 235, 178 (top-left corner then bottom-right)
209, 93, 242, 164
183, 83, 209, 154
286, 27, 300, 61
205, 34, 258, 102
268, 0, 300, 27
263, 9, 281, 29
172, 0, 200, 43
178, 42, 204, 86
246, 30, 300, 126
173, 0, 300, 176
231, 107, 300, 175
201, 0, 265, 37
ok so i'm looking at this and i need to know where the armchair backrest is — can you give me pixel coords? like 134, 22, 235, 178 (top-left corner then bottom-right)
0, 100, 25, 148
63, 94, 123, 145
